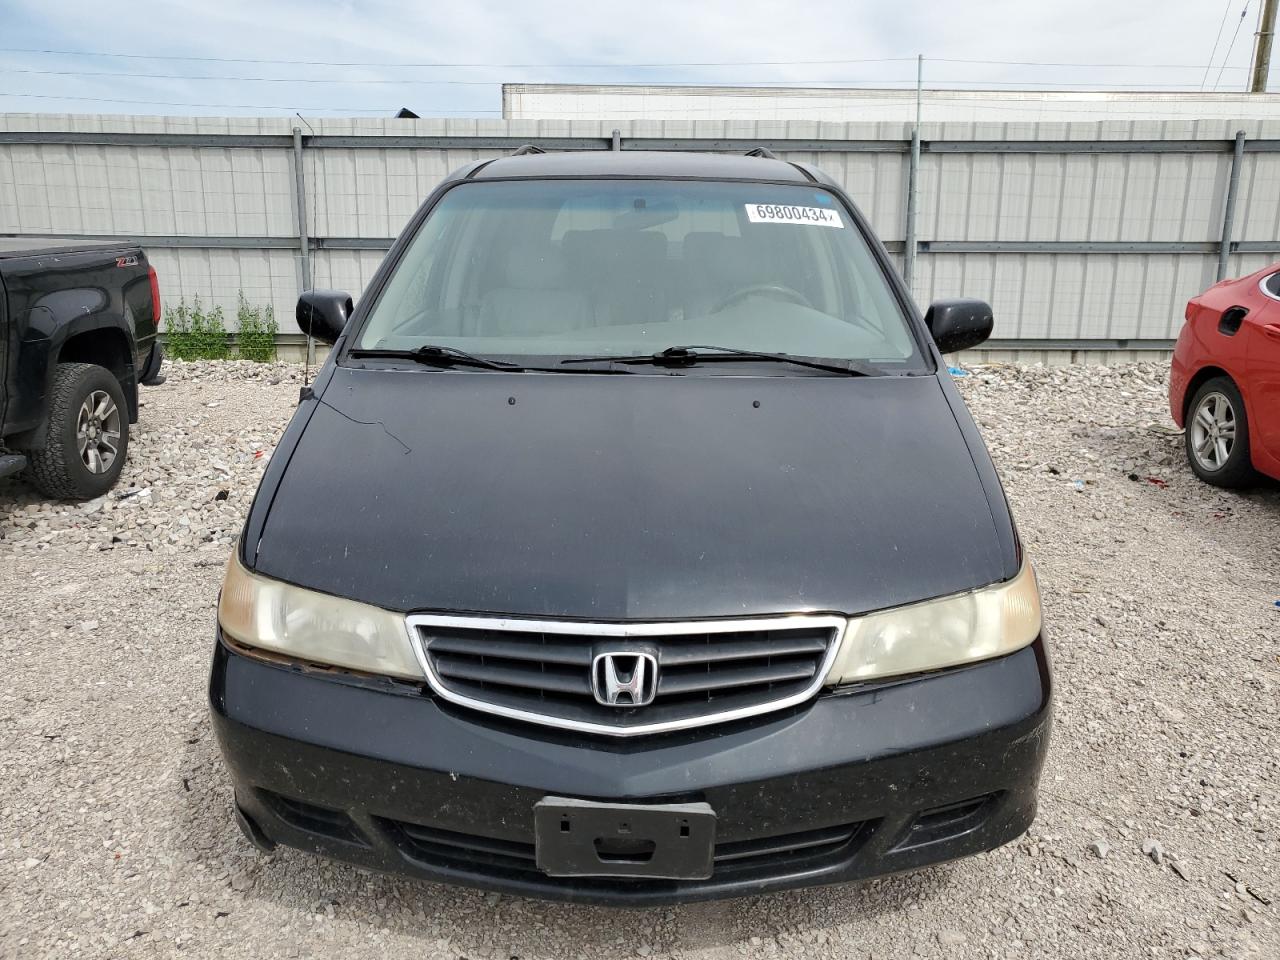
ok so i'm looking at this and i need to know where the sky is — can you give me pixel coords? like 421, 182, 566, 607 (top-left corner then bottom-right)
0, 0, 1268, 118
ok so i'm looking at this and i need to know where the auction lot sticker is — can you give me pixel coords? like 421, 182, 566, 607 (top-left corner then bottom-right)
745, 203, 844, 227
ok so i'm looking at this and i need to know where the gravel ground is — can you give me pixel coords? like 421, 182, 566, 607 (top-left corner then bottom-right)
0, 359, 1277, 959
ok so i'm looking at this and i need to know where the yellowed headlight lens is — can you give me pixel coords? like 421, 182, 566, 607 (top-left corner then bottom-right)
825, 560, 1042, 684
218, 553, 422, 679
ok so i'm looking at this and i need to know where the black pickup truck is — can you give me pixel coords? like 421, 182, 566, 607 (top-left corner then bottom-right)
0, 238, 164, 499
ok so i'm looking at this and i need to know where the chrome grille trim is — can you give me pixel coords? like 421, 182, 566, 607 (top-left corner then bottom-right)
406, 614, 848, 737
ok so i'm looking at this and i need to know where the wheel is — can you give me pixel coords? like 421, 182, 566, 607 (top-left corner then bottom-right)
23, 362, 130, 500
1184, 376, 1258, 488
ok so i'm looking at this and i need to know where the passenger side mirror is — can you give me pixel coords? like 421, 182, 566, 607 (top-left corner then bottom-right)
296, 289, 353, 344
923, 299, 994, 354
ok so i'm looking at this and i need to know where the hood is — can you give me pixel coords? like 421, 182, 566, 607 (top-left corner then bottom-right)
253, 366, 1011, 620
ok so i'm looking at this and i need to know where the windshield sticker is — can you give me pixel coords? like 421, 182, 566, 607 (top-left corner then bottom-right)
745, 203, 844, 228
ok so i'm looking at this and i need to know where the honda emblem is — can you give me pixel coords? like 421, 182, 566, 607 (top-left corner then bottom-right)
591, 651, 659, 707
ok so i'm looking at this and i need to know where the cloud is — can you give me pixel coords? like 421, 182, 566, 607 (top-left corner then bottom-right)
0, 0, 1261, 117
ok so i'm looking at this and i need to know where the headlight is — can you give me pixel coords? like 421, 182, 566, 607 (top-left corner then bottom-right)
218, 553, 422, 679
825, 560, 1041, 684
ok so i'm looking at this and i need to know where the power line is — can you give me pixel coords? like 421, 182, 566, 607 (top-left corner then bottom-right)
931, 57, 1246, 70
1214, 2, 1253, 90
1203, 0, 1237, 88
0, 46, 1253, 71
0, 67, 511, 85
0, 48, 916, 69
0, 92, 494, 113
0, 68, 1238, 90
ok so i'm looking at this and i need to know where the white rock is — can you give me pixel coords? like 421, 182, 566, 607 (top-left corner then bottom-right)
1141, 839, 1165, 865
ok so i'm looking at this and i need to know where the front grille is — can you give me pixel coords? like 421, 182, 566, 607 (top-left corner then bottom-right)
408, 615, 844, 735
381, 817, 870, 881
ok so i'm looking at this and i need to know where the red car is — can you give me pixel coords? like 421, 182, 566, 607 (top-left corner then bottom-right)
1170, 264, 1280, 487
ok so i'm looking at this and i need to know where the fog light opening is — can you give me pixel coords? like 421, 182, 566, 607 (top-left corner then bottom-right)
891, 792, 1002, 851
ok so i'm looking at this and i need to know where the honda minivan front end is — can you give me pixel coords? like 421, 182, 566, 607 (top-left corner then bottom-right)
210, 150, 1051, 905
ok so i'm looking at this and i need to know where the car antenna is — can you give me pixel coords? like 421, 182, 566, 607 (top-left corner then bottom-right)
745, 147, 780, 160
511, 143, 546, 156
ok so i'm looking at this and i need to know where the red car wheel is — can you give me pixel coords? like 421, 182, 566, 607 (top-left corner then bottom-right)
1184, 376, 1258, 487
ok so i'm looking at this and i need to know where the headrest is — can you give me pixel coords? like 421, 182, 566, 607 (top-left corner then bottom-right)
562, 229, 666, 272
683, 232, 744, 280
504, 245, 566, 290
560, 230, 604, 267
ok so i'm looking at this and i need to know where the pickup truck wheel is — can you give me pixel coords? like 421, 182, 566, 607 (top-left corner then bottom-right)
23, 362, 130, 500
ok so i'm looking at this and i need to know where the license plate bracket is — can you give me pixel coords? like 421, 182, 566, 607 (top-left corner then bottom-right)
534, 797, 716, 879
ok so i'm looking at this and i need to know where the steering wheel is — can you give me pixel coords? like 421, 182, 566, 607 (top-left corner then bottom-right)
710, 283, 813, 314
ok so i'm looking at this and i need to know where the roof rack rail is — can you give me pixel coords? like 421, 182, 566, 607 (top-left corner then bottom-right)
511, 144, 547, 156
744, 147, 780, 160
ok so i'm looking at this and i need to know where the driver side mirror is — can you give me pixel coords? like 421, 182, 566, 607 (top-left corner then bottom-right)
923, 299, 994, 354
296, 289, 353, 344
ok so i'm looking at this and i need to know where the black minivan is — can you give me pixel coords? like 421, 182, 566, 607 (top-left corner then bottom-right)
211, 149, 1050, 906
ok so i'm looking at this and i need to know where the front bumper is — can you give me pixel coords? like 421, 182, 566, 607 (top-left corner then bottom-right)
210, 631, 1052, 906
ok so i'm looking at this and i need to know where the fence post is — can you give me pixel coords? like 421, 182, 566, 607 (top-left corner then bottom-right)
292, 126, 313, 365
1217, 130, 1246, 281
903, 127, 921, 293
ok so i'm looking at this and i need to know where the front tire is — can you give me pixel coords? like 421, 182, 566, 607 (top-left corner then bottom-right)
1185, 376, 1258, 488
24, 362, 130, 500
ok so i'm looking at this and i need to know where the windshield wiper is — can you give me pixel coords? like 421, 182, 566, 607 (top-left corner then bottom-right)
562, 345, 885, 377
346, 345, 639, 375
348, 345, 522, 371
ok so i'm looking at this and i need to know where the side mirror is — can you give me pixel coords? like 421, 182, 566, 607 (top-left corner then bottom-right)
296, 289, 353, 344
923, 298, 994, 354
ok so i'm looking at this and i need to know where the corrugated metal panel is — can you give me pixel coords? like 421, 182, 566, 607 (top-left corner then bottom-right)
919, 150, 1232, 244
1232, 151, 1280, 243
2, 114, 1276, 342
146, 248, 300, 323
911, 250, 1226, 341
311, 249, 388, 304
0, 142, 298, 238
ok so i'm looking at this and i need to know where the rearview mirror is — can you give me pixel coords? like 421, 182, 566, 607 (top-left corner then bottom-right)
923, 299, 994, 354
296, 289, 353, 344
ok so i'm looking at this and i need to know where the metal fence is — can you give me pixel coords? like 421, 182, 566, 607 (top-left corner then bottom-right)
4, 114, 1280, 354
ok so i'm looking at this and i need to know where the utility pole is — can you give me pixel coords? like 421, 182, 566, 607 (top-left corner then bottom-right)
1251, 0, 1278, 92
904, 55, 923, 293
915, 53, 923, 130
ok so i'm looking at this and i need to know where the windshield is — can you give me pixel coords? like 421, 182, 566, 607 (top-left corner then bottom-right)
355, 179, 922, 368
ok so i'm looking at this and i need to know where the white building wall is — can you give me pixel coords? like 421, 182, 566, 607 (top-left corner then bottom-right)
503, 83, 1280, 125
